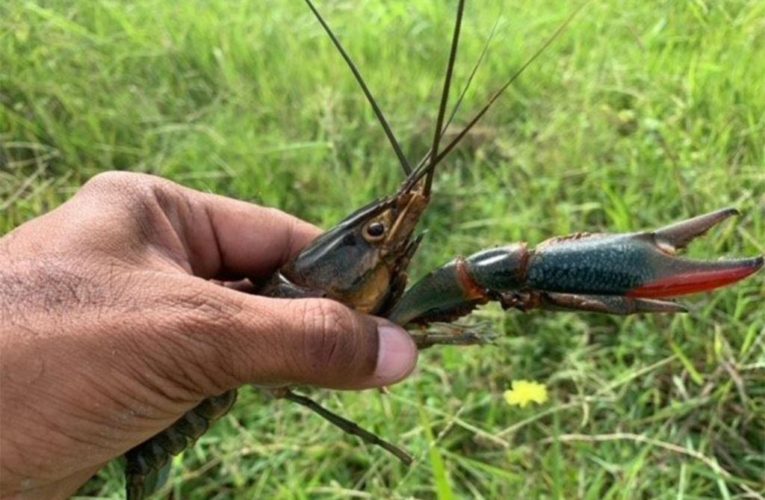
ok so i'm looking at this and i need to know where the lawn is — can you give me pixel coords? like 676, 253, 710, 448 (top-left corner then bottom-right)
2, 0, 764, 498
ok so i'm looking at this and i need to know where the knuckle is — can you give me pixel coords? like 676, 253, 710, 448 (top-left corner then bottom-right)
77, 172, 187, 248
298, 299, 364, 373
79, 171, 177, 209
81, 171, 148, 195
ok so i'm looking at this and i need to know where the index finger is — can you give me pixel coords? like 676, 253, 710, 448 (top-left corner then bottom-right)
181, 188, 322, 279
16, 172, 322, 280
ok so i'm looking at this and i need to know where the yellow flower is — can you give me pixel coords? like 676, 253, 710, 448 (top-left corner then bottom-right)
504, 380, 548, 408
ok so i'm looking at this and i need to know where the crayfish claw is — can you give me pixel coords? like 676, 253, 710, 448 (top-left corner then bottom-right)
524, 207, 762, 300
626, 255, 763, 299
627, 207, 763, 298
653, 207, 739, 253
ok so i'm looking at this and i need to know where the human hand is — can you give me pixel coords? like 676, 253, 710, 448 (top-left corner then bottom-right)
0, 172, 417, 499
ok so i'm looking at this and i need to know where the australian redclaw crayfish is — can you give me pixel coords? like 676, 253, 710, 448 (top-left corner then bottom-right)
124, 1, 763, 497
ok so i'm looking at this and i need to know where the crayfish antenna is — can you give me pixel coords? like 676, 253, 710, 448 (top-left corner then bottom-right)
305, 0, 412, 175
424, 0, 466, 196
413, 16, 500, 174
432, 0, 590, 167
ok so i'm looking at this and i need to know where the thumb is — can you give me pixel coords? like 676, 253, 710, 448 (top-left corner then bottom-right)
150, 283, 418, 393
249, 297, 418, 390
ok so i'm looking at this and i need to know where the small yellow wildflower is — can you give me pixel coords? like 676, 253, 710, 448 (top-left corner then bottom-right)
504, 380, 548, 408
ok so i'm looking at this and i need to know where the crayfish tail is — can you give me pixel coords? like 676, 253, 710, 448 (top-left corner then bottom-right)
123, 389, 238, 499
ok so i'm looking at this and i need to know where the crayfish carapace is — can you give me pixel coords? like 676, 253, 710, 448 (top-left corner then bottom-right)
123, 1, 763, 497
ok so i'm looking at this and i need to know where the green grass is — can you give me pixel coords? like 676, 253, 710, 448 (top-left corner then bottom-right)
2, 0, 764, 498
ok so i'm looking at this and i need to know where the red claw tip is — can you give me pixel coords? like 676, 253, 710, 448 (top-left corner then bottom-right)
627, 256, 763, 298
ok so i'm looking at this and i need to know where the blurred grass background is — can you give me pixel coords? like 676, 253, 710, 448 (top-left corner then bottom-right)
2, 0, 764, 498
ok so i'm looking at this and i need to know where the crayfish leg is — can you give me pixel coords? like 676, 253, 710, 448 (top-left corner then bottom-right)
280, 389, 414, 465
410, 323, 494, 349
498, 291, 687, 315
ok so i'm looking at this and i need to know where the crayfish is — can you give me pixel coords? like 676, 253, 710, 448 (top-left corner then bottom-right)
124, 1, 763, 497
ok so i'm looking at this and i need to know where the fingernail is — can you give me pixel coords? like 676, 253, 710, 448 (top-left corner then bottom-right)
375, 321, 418, 384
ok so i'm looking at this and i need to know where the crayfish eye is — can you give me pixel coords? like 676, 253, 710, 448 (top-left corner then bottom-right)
364, 221, 386, 241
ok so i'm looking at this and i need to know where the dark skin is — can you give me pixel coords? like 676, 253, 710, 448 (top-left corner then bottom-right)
0, 172, 418, 499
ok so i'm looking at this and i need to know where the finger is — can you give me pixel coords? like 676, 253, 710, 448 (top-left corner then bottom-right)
185, 189, 322, 278
247, 297, 417, 390
211, 279, 258, 293
144, 282, 417, 393
74, 172, 322, 279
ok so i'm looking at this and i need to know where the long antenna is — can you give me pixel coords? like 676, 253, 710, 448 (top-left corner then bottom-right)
414, 15, 500, 177
428, 1, 589, 173
424, 0, 466, 195
441, 15, 500, 149
305, 0, 413, 174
